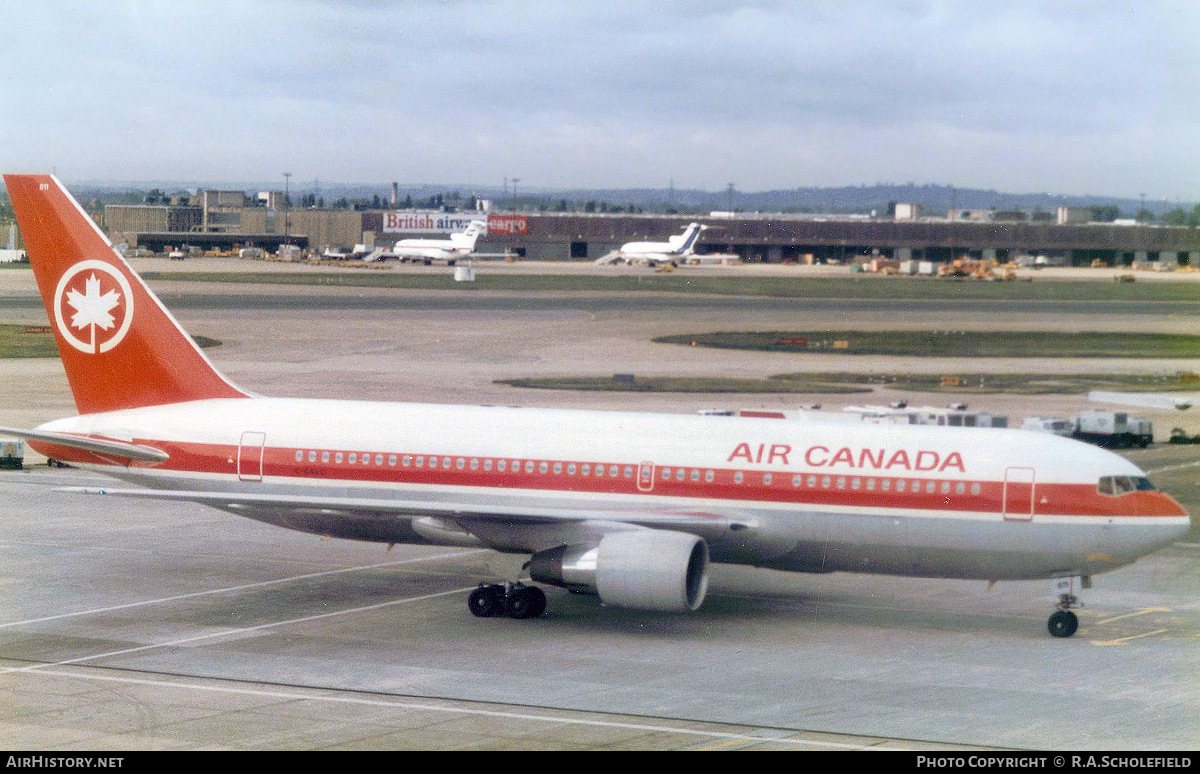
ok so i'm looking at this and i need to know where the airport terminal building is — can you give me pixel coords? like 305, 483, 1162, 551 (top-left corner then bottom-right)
103, 194, 1200, 267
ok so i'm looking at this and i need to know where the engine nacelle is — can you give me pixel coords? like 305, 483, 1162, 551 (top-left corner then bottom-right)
529, 529, 709, 612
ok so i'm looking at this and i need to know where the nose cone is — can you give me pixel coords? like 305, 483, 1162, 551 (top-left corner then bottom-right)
1138, 491, 1193, 550
1137, 490, 1191, 519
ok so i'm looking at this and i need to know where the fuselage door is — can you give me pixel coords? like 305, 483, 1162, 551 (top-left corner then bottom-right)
238, 431, 266, 482
638, 461, 655, 492
1002, 466, 1036, 521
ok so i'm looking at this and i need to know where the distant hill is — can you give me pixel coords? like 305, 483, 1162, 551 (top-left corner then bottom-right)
57, 180, 1188, 219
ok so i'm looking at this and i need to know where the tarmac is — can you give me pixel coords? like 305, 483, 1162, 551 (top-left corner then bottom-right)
0, 259, 1197, 750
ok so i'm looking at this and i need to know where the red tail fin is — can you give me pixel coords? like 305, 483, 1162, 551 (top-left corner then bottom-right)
5, 174, 249, 414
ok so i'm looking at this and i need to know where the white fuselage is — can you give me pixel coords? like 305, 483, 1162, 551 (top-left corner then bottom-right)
393, 226, 482, 262
611, 224, 704, 264
37, 397, 1191, 581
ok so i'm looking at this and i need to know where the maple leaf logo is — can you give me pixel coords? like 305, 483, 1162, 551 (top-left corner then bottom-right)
53, 260, 134, 354
65, 273, 121, 334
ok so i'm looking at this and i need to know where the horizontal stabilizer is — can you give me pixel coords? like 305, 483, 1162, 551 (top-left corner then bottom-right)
0, 425, 169, 462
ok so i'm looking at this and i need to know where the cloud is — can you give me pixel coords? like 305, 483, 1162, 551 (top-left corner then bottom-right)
1, 0, 1196, 200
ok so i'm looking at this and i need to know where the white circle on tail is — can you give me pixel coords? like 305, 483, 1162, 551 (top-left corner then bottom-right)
53, 260, 134, 354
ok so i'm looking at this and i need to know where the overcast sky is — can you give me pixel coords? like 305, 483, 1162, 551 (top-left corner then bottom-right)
3, 1, 1197, 201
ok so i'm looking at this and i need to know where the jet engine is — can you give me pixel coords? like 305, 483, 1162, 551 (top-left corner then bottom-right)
528, 528, 709, 612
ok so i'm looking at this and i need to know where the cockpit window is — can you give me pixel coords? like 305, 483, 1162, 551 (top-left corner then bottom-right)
1098, 475, 1155, 496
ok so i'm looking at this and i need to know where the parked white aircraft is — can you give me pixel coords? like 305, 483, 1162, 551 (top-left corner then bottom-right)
596, 222, 712, 266
3, 174, 1191, 636
388, 220, 486, 264
1088, 390, 1196, 412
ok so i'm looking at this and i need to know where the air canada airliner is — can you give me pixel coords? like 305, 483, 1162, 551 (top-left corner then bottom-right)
2, 174, 1191, 637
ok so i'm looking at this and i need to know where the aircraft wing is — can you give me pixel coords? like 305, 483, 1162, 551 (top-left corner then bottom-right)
59, 485, 735, 529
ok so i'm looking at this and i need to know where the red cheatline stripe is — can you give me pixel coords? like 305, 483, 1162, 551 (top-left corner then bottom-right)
29, 437, 1184, 520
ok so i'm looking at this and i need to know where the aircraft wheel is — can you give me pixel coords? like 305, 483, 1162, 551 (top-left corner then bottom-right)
1047, 610, 1079, 638
506, 586, 547, 620
468, 584, 504, 618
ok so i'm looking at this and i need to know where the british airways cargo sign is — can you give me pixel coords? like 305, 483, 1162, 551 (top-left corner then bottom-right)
486, 215, 527, 235
382, 212, 527, 236
382, 211, 484, 234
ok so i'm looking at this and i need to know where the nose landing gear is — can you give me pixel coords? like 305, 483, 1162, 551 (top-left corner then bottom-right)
1047, 577, 1088, 637
468, 582, 547, 620
1048, 606, 1079, 638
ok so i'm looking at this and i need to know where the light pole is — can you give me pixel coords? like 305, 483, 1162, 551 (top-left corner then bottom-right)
283, 172, 292, 246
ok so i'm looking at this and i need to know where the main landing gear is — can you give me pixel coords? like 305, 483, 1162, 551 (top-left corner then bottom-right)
468, 582, 547, 620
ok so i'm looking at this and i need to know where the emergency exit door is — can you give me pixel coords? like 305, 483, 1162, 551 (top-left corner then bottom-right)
638, 461, 655, 492
238, 431, 266, 482
1002, 466, 1036, 521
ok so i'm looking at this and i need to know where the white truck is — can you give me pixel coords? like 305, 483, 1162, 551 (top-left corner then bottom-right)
1, 438, 23, 469
1024, 411, 1152, 449
1073, 410, 1153, 449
